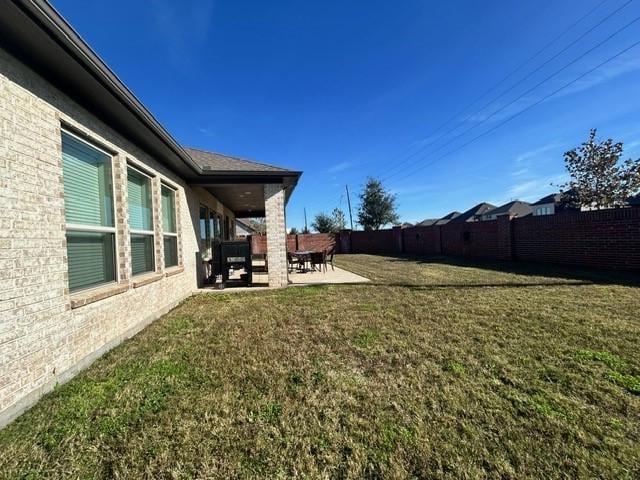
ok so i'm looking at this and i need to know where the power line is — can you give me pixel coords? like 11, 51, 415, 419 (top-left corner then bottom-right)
379, 0, 631, 180
385, 38, 640, 187
383, 12, 640, 183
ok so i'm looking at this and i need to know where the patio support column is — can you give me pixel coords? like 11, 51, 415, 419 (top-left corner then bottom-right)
264, 184, 289, 287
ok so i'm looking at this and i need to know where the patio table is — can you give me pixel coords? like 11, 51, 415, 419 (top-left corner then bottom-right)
293, 250, 312, 272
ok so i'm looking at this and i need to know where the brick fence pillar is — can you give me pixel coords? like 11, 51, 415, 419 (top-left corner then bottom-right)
496, 215, 514, 260
392, 226, 403, 254
338, 229, 352, 253
264, 184, 288, 287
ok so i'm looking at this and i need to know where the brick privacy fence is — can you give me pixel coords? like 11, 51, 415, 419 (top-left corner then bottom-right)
249, 233, 336, 255
333, 207, 640, 271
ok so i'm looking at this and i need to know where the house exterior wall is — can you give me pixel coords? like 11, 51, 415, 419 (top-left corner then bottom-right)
0, 47, 234, 427
533, 203, 556, 216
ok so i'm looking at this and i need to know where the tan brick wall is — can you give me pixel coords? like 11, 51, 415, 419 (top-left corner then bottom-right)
0, 47, 234, 427
264, 184, 288, 287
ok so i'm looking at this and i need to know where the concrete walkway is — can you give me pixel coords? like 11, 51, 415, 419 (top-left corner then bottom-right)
195, 264, 369, 294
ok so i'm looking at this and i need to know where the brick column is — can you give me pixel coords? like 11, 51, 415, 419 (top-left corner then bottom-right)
496, 215, 514, 261
392, 225, 403, 254
264, 184, 288, 287
338, 229, 352, 253
112, 155, 131, 283
151, 176, 164, 272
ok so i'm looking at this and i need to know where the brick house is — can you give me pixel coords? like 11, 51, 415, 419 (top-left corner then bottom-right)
0, 0, 300, 427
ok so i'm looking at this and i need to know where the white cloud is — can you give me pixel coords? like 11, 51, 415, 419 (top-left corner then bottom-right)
506, 173, 566, 201
198, 127, 215, 137
327, 161, 353, 173
555, 55, 640, 98
150, 0, 215, 71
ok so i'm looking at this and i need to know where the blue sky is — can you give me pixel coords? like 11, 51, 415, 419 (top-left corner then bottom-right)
52, 0, 640, 228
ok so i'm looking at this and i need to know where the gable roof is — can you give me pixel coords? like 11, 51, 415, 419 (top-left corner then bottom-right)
184, 147, 293, 173
532, 193, 561, 205
435, 211, 461, 225
450, 203, 496, 223
485, 200, 532, 217
417, 219, 438, 227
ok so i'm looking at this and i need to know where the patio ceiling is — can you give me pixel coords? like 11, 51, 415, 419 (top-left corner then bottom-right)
203, 184, 267, 218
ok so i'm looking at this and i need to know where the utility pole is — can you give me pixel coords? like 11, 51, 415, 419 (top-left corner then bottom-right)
304, 207, 308, 233
345, 184, 354, 230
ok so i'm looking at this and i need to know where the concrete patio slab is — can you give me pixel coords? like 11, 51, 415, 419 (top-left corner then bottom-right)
195, 264, 369, 294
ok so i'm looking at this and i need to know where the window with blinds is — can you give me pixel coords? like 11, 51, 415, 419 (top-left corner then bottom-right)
161, 185, 178, 267
62, 131, 116, 292
127, 167, 155, 275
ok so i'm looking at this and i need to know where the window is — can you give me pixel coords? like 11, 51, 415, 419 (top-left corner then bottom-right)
535, 206, 552, 216
199, 205, 212, 260
62, 131, 116, 292
162, 185, 178, 267
128, 167, 154, 275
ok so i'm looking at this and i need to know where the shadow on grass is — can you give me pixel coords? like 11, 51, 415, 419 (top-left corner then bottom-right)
384, 254, 640, 287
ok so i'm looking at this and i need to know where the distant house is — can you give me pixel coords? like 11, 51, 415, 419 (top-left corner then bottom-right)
531, 193, 583, 215
401, 222, 414, 228
236, 219, 258, 238
450, 203, 496, 223
417, 219, 438, 227
435, 211, 461, 225
417, 211, 461, 227
483, 201, 533, 220
532, 193, 561, 216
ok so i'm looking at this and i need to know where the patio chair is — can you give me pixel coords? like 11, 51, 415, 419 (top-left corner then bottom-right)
324, 248, 335, 272
309, 251, 324, 272
287, 252, 301, 273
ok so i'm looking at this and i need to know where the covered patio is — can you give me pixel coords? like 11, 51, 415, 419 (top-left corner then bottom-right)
185, 148, 301, 288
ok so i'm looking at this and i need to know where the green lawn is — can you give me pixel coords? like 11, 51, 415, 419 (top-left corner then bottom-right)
1, 255, 639, 479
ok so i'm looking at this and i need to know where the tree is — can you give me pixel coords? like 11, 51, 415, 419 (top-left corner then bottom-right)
289, 227, 299, 235
311, 212, 335, 233
357, 177, 399, 230
558, 129, 640, 209
332, 208, 347, 231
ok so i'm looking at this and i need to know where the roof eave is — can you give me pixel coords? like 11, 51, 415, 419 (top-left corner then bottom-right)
3, 0, 201, 176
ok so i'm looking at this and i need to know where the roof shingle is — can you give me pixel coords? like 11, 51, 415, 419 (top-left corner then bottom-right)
184, 147, 292, 173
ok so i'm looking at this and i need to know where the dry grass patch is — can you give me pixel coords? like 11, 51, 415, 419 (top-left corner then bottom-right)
0, 254, 639, 478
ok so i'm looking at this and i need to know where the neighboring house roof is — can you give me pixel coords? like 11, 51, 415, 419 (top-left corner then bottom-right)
628, 194, 640, 206
484, 200, 533, 218
435, 211, 461, 225
417, 219, 438, 227
185, 147, 292, 173
401, 222, 414, 228
450, 203, 496, 223
532, 193, 561, 205
417, 211, 461, 227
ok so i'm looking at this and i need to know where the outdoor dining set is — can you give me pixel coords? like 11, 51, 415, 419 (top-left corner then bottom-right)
287, 249, 335, 273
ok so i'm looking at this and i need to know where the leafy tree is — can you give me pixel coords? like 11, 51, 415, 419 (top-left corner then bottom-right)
332, 208, 347, 231
357, 177, 399, 230
311, 212, 335, 233
558, 129, 640, 209
289, 227, 299, 235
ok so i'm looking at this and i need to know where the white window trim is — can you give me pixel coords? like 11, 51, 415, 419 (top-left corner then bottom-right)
127, 166, 156, 276
62, 130, 119, 292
